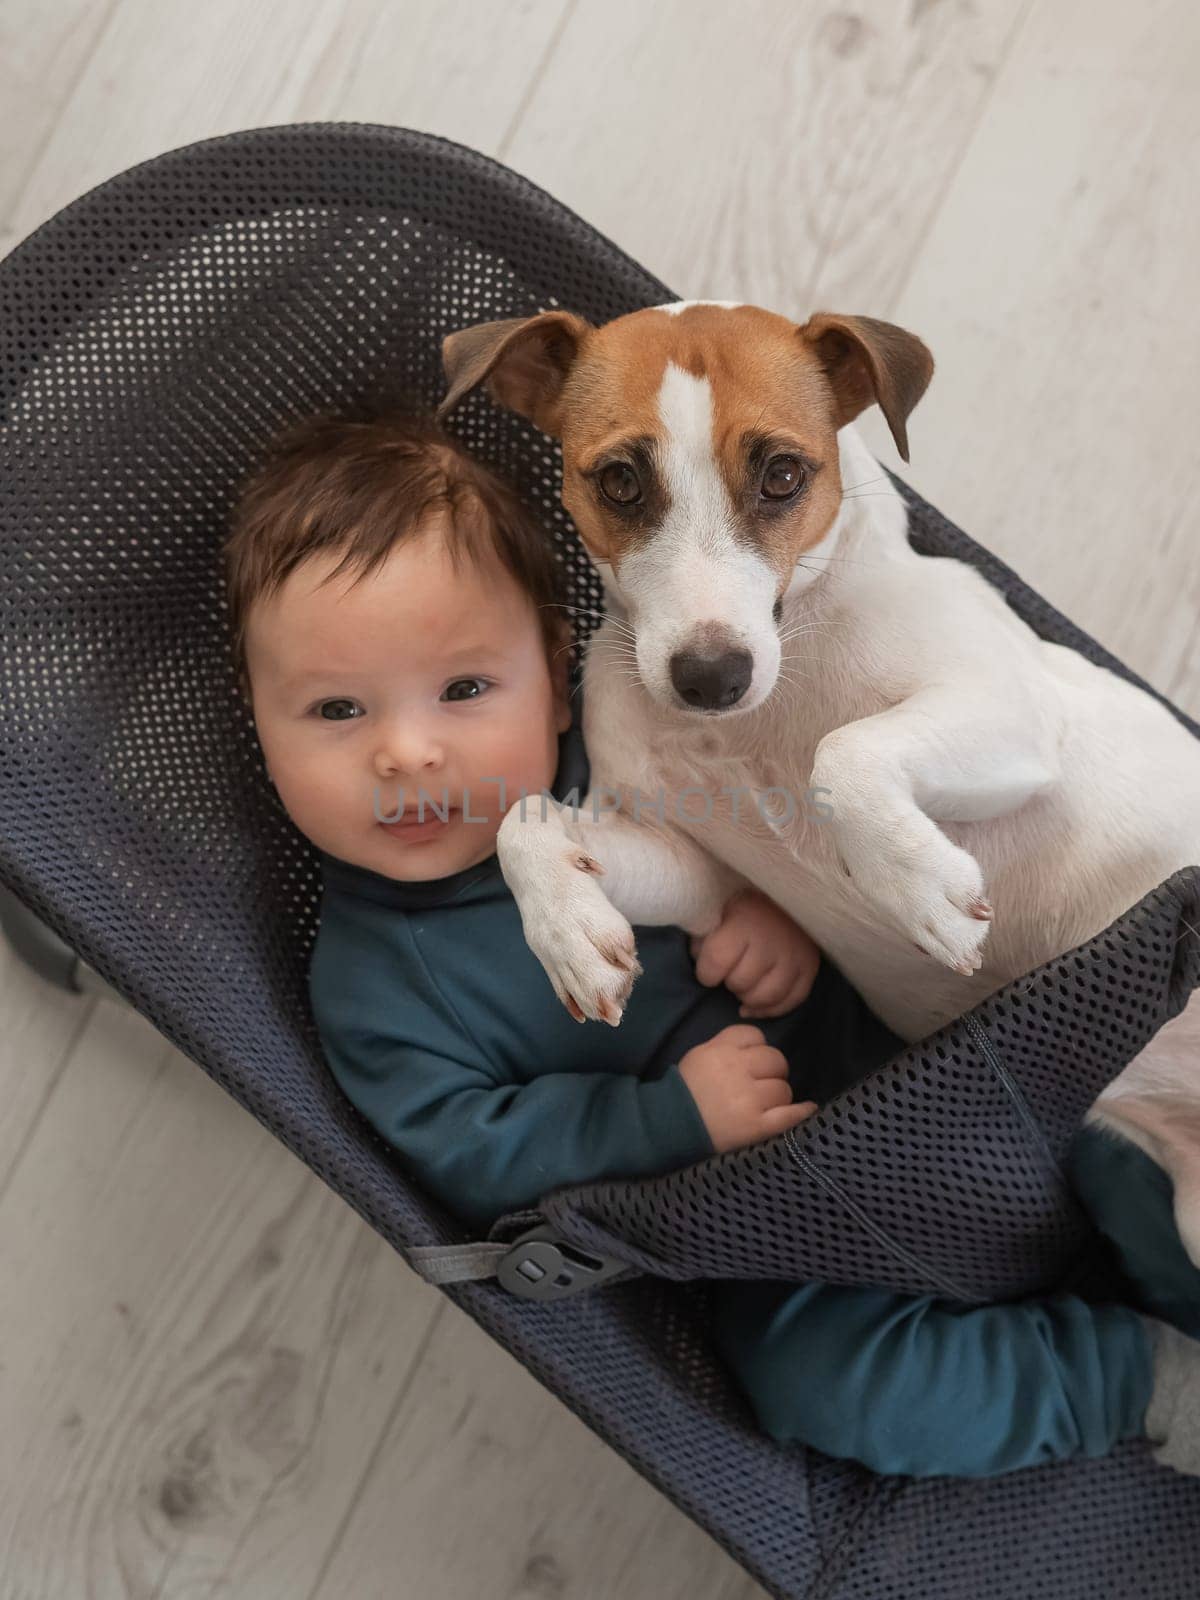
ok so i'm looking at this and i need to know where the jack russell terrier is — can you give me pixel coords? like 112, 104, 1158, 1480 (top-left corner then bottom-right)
436, 300, 1200, 1262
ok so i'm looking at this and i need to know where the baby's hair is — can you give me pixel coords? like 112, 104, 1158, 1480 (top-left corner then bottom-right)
223, 407, 571, 698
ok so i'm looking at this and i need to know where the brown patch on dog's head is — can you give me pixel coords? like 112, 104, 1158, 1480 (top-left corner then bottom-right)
438, 303, 934, 584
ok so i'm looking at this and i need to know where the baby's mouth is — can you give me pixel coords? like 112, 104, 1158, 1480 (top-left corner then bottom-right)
379, 806, 460, 840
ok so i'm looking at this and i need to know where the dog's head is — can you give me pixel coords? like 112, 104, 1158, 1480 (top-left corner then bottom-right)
437, 302, 933, 717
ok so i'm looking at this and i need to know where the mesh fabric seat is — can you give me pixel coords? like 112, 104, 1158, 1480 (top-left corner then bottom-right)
2, 123, 1199, 1598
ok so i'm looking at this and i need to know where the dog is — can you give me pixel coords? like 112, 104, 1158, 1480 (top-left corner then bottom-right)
436, 300, 1200, 1259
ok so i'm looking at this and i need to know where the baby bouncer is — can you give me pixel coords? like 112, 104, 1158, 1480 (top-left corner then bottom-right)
2, 124, 1199, 1599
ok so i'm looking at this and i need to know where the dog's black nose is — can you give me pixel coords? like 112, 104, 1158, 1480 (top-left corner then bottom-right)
669, 648, 753, 710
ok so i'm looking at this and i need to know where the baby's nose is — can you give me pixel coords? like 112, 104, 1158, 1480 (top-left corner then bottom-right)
372, 732, 445, 779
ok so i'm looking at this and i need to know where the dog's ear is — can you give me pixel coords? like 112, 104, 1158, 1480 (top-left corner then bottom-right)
437, 311, 593, 435
798, 313, 934, 463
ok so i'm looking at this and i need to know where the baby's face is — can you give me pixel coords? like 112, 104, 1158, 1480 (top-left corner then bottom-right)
244, 517, 572, 881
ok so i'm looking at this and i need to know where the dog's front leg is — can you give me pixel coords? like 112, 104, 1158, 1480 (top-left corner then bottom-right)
810, 681, 1057, 974
498, 792, 747, 1025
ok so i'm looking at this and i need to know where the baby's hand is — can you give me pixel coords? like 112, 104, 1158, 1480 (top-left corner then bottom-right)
688, 887, 820, 1018
678, 1024, 817, 1152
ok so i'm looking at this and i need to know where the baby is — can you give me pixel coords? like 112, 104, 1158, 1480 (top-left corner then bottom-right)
224, 407, 1200, 1480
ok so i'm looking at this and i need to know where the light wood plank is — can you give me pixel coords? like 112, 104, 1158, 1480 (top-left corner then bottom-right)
0, 0, 118, 252
309, 1296, 762, 1600
0, 995, 444, 1598
501, 0, 1027, 315
0, 929, 96, 1198
3, 0, 571, 246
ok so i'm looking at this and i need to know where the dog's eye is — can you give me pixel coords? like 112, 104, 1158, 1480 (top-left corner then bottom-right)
761, 455, 806, 500
598, 462, 641, 505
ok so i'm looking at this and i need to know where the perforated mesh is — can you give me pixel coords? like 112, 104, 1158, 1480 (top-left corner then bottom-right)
2, 124, 1198, 1599
543, 867, 1200, 1303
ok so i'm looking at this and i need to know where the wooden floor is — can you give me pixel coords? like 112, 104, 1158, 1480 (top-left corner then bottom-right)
2, 1, 1198, 1594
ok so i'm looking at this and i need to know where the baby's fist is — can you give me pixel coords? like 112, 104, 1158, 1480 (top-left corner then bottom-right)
678, 1024, 817, 1153
689, 887, 820, 1018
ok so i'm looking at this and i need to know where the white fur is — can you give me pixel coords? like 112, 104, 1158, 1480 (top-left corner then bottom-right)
497, 400, 1200, 1241
650, 299, 744, 315
602, 363, 780, 709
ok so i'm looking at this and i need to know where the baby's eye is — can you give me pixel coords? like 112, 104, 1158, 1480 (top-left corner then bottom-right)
442, 678, 491, 702
316, 698, 364, 721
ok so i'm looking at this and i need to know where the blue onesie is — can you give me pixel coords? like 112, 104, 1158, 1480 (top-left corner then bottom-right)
308, 714, 1198, 1477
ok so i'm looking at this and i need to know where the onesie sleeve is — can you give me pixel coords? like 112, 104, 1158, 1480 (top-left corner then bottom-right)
317, 1024, 716, 1232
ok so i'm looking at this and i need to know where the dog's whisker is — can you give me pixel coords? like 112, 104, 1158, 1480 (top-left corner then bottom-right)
776, 615, 852, 629
544, 600, 611, 622
774, 625, 850, 646
594, 625, 640, 649
747, 398, 772, 440
790, 553, 883, 567
793, 556, 883, 581
774, 672, 807, 694
546, 600, 639, 642
840, 474, 890, 495
776, 617, 850, 630
774, 627, 851, 646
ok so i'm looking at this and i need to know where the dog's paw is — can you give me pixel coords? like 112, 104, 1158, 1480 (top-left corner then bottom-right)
524, 865, 642, 1025
844, 826, 993, 975
498, 811, 641, 1024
